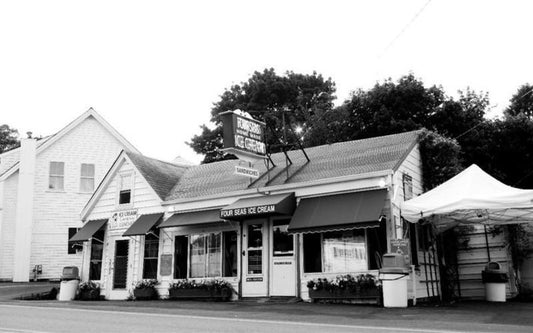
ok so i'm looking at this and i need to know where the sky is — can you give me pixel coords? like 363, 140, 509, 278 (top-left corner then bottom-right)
1, 0, 532, 164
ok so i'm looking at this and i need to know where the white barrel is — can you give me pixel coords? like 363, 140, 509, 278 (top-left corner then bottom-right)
382, 274, 408, 308
58, 280, 79, 301
485, 282, 506, 302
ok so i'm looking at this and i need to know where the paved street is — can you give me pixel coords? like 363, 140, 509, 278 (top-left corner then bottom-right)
1, 300, 533, 333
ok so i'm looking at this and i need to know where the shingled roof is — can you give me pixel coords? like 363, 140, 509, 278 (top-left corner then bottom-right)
126, 152, 189, 200
165, 130, 421, 202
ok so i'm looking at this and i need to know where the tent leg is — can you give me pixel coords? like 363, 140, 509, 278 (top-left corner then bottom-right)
484, 226, 491, 262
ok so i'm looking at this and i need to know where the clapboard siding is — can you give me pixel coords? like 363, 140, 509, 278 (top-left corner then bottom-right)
0, 173, 19, 280
0, 149, 20, 175
83, 156, 164, 297
456, 225, 514, 299
27, 117, 126, 280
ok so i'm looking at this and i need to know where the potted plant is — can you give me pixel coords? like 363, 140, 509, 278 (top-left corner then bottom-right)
78, 281, 100, 301
133, 279, 158, 300
307, 274, 381, 303
168, 279, 232, 301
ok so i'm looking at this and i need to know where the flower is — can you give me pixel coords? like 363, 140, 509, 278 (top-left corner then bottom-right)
79, 281, 100, 292
169, 279, 233, 292
307, 274, 379, 292
133, 279, 158, 289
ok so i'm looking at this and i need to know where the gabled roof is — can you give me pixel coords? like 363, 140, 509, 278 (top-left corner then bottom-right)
165, 130, 421, 202
126, 152, 189, 200
81, 151, 189, 220
0, 108, 139, 180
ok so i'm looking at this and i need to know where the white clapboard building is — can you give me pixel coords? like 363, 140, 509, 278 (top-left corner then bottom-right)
0, 108, 139, 282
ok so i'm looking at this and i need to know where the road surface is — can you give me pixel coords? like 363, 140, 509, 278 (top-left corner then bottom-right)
0, 303, 532, 333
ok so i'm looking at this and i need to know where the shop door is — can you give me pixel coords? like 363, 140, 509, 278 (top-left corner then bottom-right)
242, 220, 268, 297
271, 223, 297, 296
113, 240, 129, 288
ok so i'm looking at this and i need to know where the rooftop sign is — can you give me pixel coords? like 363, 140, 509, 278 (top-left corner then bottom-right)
220, 110, 266, 158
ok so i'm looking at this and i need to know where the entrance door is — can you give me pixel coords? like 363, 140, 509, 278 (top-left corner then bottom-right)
242, 220, 268, 297
113, 240, 129, 289
271, 223, 297, 296
105, 239, 130, 300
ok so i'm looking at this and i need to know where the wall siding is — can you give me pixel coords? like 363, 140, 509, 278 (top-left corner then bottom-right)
391, 144, 441, 301
84, 159, 163, 299
0, 173, 19, 280
456, 225, 515, 299
27, 116, 126, 280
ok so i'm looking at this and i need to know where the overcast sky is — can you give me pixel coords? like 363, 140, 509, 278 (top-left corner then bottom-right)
1, 1, 531, 164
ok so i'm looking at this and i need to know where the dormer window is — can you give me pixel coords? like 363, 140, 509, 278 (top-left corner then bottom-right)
119, 173, 132, 205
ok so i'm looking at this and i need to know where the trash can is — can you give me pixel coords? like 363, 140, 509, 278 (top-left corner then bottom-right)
482, 262, 508, 302
379, 253, 410, 308
58, 266, 80, 301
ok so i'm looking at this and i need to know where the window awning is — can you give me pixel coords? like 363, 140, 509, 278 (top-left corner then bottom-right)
122, 213, 163, 236
287, 190, 387, 234
220, 192, 295, 220
69, 219, 107, 242
158, 209, 223, 228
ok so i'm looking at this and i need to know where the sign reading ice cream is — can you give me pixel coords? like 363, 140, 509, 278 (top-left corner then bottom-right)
109, 209, 138, 230
220, 110, 266, 157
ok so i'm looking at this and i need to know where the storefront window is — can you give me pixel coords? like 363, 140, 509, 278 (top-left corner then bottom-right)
143, 233, 159, 279
223, 231, 238, 277
323, 230, 367, 272
189, 232, 236, 278
303, 233, 322, 273
303, 229, 368, 273
273, 223, 293, 257
174, 235, 188, 279
190, 235, 206, 278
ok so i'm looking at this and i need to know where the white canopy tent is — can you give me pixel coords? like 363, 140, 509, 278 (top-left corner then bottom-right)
401, 164, 533, 232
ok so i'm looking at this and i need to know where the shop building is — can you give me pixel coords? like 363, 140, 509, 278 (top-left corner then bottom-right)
77, 130, 439, 301
0, 108, 139, 282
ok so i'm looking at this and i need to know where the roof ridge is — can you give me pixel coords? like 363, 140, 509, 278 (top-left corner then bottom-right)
126, 151, 190, 169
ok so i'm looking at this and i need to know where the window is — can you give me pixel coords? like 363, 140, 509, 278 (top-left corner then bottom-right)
143, 233, 159, 279
118, 174, 132, 205
68, 227, 81, 254
403, 173, 413, 201
187, 231, 237, 279
174, 236, 188, 279
49, 161, 65, 190
80, 163, 95, 193
303, 229, 368, 273
89, 229, 105, 280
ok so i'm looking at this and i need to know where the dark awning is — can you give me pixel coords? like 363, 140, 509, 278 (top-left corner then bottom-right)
123, 213, 163, 236
159, 209, 223, 228
220, 192, 295, 220
287, 190, 387, 234
69, 219, 107, 242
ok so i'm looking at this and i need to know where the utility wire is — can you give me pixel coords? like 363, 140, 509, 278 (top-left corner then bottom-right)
379, 0, 433, 59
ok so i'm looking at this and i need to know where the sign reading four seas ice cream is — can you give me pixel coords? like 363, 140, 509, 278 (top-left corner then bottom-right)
220, 110, 266, 156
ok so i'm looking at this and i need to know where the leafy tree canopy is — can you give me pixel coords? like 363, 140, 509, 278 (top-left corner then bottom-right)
188, 68, 336, 163
505, 83, 533, 119
0, 124, 19, 153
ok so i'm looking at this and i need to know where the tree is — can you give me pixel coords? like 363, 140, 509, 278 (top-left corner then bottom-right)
0, 124, 19, 153
188, 68, 336, 163
505, 84, 533, 119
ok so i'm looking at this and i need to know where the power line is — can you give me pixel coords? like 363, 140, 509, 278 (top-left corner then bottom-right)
379, 0, 433, 59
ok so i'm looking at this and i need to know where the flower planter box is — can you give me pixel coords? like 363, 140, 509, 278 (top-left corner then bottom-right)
169, 288, 232, 301
308, 287, 380, 303
79, 289, 100, 301
134, 287, 157, 300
